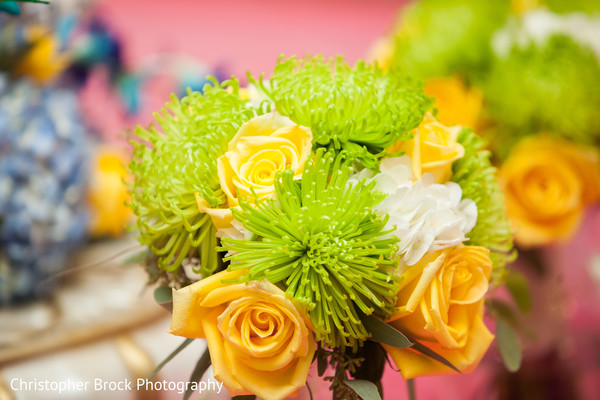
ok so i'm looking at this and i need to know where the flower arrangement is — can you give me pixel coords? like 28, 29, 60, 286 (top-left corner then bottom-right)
128, 56, 515, 400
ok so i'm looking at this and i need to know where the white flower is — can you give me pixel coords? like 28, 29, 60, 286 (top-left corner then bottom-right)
493, 9, 600, 61
363, 156, 477, 266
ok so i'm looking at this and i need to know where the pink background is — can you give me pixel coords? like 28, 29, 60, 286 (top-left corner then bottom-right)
96, 0, 407, 78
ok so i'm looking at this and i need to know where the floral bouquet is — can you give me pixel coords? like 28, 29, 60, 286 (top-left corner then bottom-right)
127, 56, 515, 400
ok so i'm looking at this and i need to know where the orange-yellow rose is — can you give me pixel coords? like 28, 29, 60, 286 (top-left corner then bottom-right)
387, 113, 464, 183
169, 269, 315, 400
384, 246, 494, 379
424, 76, 483, 129
197, 112, 312, 231
499, 136, 600, 248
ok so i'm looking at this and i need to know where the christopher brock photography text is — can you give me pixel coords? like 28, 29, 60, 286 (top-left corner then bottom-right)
10, 377, 224, 395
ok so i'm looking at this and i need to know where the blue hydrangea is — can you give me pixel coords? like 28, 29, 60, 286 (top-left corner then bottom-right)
0, 75, 89, 305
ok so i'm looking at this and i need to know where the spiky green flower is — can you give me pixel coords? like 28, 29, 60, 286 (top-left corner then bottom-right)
483, 34, 600, 153
451, 129, 515, 282
128, 78, 269, 275
221, 150, 399, 349
250, 56, 431, 169
390, 0, 509, 80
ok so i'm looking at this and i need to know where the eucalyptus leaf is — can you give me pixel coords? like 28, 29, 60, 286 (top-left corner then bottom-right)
343, 379, 382, 400
505, 271, 532, 313
496, 319, 522, 372
154, 286, 173, 312
183, 349, 212, 400
146, 338, 194, 380
362, 314, 413, 348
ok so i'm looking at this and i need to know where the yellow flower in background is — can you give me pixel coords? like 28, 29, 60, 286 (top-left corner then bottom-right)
170, 269, 315, 400
499, 136, 600, 248
14, 28, 68, 84
88, 148, 132, 237
387, 113, 464, 183
511, 0, 542, 14
384, 246, 494, 379
198, 112, 312, 232
424, 76, 483, 129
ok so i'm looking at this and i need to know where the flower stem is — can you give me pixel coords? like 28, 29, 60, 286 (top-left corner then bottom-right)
407, 379, 416, 400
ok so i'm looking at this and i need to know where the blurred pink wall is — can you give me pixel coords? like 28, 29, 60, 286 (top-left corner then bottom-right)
97, 0, 406, 78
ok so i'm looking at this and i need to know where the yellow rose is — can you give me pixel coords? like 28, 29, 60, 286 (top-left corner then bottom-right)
387, 113, 464, 183
169, 269, 315, 400
198, 112, 312, 231
384, 246, 494, 379
498, 136, 600, 248
424, 76, 483, 129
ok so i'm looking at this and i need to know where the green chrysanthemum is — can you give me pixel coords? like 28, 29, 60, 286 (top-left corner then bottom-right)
483, 34, 600, 155
128, 78, 269, 275
221, 150, 399, 349
452, 129, 515, 282
390, 0, 510, 80
251, 55, 431, 169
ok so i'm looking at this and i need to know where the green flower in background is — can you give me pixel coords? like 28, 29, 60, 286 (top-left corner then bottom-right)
483, 34, 600, 155
390, 0, 510, 80
545, 0, 600, 14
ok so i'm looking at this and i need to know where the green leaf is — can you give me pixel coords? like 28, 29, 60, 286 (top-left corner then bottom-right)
362, 314, 413, 348
505, 270, 532, 313
343, 379, 382, 400
146, 338, 194, 380
487, 299, 536, 340
183, 349, 212, 400
496, 319, 522, 372
154, 286, 173, 312
410, 341, 461, 374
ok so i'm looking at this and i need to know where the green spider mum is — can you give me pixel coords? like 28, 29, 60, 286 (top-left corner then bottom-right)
221, 150, 399, 349
250, 55, 431, 169
451, 129, 515, 282
128, 78, 269, 275
483, 34, 600, 155
390, 0, 509, 80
